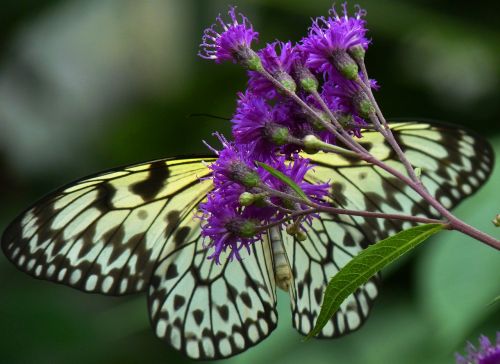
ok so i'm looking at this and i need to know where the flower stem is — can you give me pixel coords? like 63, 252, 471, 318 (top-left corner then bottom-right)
261, 185, 444, 225
258, 66, 500, 250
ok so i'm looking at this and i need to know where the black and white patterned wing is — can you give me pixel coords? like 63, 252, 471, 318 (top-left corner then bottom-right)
148, 217, 277, 360
288, 121, 494, 337
2, 156, 278, 360
1, 157, 215, 295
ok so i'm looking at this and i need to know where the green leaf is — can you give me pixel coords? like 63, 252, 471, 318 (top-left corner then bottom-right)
307, 223, 445, 339
256, 161, 310, 201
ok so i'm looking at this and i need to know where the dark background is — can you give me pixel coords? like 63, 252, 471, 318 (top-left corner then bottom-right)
0, 1, 498, 363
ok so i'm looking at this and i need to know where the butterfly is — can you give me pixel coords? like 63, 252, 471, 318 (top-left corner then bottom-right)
1, 121, 493, 360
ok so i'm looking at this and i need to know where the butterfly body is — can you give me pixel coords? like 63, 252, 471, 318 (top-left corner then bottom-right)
1, 121, 494, 359
269, 226, 293, 291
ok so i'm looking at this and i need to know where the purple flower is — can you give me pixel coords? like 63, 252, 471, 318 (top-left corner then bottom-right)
232, 91, 294, 161
206, 133, 261, 191
199, 7, 258, 64
456, 333, 500, 364
264, 156, 330, 212
300, 3, 369, 76
198, 196, 263, 263
321, 73, 377, 136
248, 41, 297, 98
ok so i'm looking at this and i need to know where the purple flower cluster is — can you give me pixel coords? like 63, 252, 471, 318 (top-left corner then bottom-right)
456, 333, 500, 364
198, 135, 328, 263
198, 4, 376, 262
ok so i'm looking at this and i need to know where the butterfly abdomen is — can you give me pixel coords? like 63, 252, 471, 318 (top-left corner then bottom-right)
269, 227, 293, 291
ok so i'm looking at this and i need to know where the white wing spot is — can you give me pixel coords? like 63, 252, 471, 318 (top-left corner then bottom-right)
440, 196, 452, 209
35, 265, 42, 276
186, 341, 200, 359
47, 264, 56, 277
301, 316, 311, 333
233, 332, 245, 349
322, 321, 334, 336
151, 299, 159, 318
102, 276, 114, 293
156, 319, 167, 338
85, 275, 98, 291
11, 247, 20, 259
259, 318, 269, 333
70, 269, 82, 284
462, 184, 472, 194
58, 268, 68, 281
218, 338, 232, 357
247, 323, 259, 343
170, 327, 182, 350
346, 311, 361, 330
27, 258, 36, 271
120, 279, 128, 294
202, 338, 215, 358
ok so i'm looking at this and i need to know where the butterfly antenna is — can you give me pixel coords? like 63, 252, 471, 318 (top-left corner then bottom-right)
187, 113, 230, 121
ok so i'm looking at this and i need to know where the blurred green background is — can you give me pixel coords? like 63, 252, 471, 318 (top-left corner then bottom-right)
0, 1, 499, 363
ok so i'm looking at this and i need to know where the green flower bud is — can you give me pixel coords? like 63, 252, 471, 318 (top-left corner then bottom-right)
349, 45, 366, 63
241, 49, 263, 71
226, 218, 259, 238
264, 123, 289, 146
276, 71, 297, 93
354, 92, 375, 119
303, 135, 322, 151
332, 50, 358, 80
336, 113, 354, 128
239, 192, 268, 207
229, 161, 261, 188
239, 192, 255, 206
300, 77, 319, 93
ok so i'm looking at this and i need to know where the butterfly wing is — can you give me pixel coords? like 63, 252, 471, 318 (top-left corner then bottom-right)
288, 120, 494, 337
1, 156, 279, 360
149, 228, 277, 359
2, 157, 214, 295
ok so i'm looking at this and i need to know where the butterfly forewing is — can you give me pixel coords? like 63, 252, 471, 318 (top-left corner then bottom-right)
1, 157, 215, 295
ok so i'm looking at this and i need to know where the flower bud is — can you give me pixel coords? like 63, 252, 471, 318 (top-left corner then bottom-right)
239, 192, 255, 206
226, 218, 259, 238
239, 192, 267, 206
276, 71, 297, 93
294, 64, 319, 93
349, 44, 366, 63
353, 92, 375, 118
242, 49, 264, 71
264, 123, 289, 146
229, 161, 261, 187
332, 50, 358, 80
303, 134, 322, 151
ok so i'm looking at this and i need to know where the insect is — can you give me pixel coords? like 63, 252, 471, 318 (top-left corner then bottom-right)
1, 121, 493, 360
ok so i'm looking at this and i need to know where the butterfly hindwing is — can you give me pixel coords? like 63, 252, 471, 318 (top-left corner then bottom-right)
149, 224, 277, 359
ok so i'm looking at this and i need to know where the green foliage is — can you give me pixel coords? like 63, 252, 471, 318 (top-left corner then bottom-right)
307, 223, 445, 338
